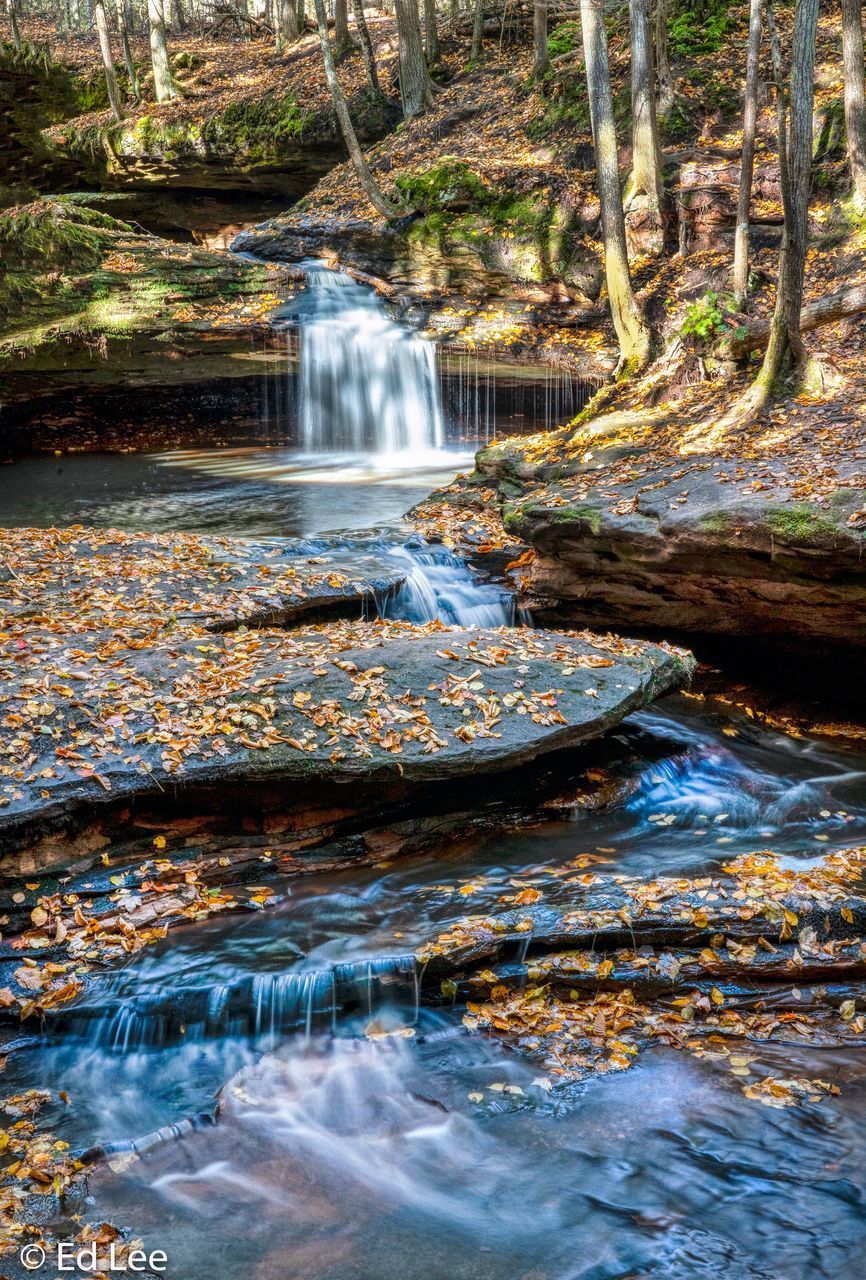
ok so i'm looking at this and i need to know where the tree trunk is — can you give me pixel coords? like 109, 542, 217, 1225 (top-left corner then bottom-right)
114, 0, 140, 100
654, 0, 674, 116
174, 0, 186, 33
276, 0, 299, 49
313, 0, 399, 216
533, 0, 548, 81
9, 0, 22, 49
297, 0, 306, 31
732, 0, 762, 302
94, 0, 124, 121
423, 0, 440, 64
334, 0, 355, 59
750, 0, 819, 402
580, 0, 651, 368
395, 0, 433, 116
351, 0, 382, 93
148, 0, 178, 101
471, 0, 483, 60
842, 0, 866, 204
629, 0, 664, 210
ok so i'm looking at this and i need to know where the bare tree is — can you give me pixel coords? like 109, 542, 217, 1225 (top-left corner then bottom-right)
533, 0, 548, 81
334, 0, 355, 60
654, 0, 674, 116
471, 0, 483, 61
732, 0, 762, 302
94, 0, 124, 121
628, 0, 664, 213
395, 0, 433, 116
313, 0, 399, 216
423, 0, 440, 64
351, 0, 383, 95
115, 0, 140, 101
842, 0, 866, 204
9, 0, 22, 49
275, 0, 299, 52
580, 0, 651, 368
742, 0, 820, 412
147, 0, 178, 102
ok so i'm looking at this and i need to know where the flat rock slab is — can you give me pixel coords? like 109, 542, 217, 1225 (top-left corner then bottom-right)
0, 531, 692, 859
0, 526, 406, 633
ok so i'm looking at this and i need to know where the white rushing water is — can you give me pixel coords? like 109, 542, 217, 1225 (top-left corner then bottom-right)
297, 262, 445, 457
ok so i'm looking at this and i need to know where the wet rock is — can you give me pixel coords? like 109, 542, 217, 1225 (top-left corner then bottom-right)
0, 526, 693, 865
0, 526, 407, 633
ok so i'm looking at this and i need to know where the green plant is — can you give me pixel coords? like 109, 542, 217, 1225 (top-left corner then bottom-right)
679, 291, 737, 341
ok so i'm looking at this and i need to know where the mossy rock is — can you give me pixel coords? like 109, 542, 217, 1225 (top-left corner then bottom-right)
764, 504, 846, 547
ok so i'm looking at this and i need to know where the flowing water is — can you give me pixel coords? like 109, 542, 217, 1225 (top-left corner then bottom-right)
8, 701, 866, 1278
5, 260, 866, 1277
293, 262, 444, 456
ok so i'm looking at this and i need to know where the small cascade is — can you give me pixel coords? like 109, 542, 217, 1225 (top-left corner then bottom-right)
296, 262, 444, 456
384, 543, 516, 627
62, 955, 420, 1053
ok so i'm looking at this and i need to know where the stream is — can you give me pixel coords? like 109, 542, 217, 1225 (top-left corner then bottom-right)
4, 258, 866, 1278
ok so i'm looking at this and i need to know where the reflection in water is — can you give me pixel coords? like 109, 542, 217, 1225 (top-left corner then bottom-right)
0, 449, 473, 539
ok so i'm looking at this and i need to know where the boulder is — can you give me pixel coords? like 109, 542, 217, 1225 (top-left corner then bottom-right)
495, 451, 866, 650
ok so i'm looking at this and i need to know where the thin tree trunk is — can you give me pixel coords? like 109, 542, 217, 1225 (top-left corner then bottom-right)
732, 0, 762, 302
174, 0, 185, 32
148, 0, 178, 101
395, 0, 433, 115
580, 0, 651, 368
842, 0, 866, 204
115, 0, 140, 100
351, 0, 382, 93
334, 0, 355, 58
471, 0, 483, 60
297, 0, 306, 31
654, 0, 674, 115
94, 0, 124, 120
423, 0, 440, 64
533, 0, 548, 81
629, 0, 664, 210
313, 0, 399, 216
749, 0, 819, 403
10, 0, 22, 49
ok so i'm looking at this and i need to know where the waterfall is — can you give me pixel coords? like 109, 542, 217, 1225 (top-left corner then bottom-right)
384, 544, 515, 627
60, 955, 421, 1052
297, 262, 444, 457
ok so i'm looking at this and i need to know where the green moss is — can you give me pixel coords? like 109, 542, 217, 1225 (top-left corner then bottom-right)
546, 21, 581, 59
669, 0, 729, 55
765, 505, 841, 544
698, 512, 731, 534
400, 159, 580, 280
0, 199, 127, 270
396, 158, 490, 213
554, 503, 603, 534
201, 94, 316, 162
